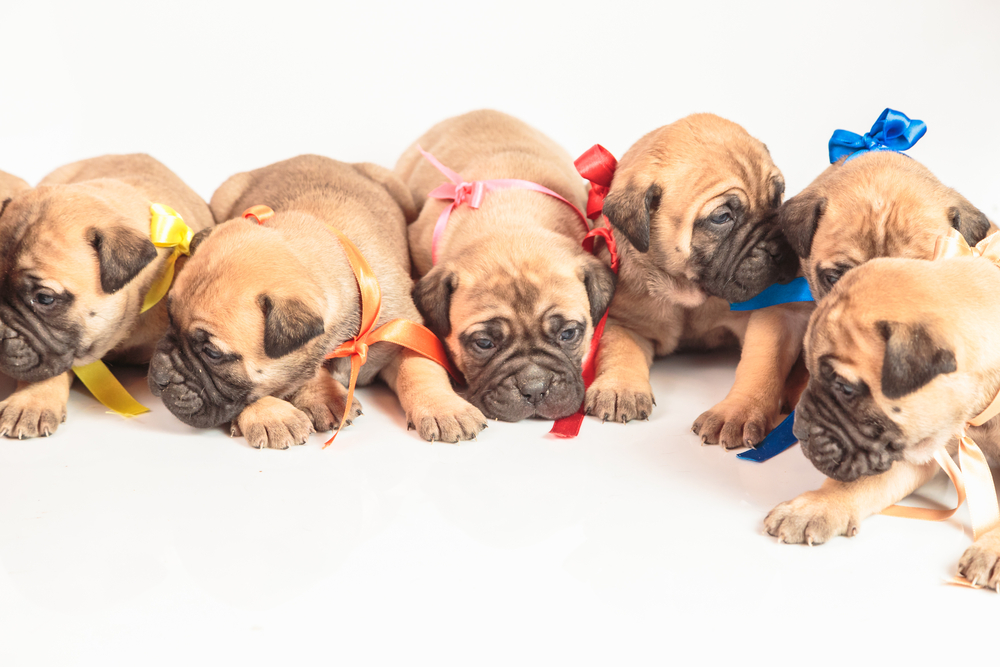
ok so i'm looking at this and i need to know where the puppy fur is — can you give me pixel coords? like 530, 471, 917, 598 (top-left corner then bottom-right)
148, 155, 486, 448
0, 154, 213, 437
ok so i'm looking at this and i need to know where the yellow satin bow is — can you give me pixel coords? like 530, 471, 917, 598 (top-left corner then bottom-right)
71, 203, 193, 418
881, 228, 1000, 588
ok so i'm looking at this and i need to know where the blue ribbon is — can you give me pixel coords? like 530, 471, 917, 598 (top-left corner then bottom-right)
828, 108, 927, 164
729, 276, 813, 311
737, 412, 798, 462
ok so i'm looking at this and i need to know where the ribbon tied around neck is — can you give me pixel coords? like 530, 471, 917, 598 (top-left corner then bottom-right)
880, 228, 1000, 588
243, 205, 459, 447
828, 108, 927, 164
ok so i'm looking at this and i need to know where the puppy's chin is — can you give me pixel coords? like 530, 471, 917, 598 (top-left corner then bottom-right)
468, 374, 584, 421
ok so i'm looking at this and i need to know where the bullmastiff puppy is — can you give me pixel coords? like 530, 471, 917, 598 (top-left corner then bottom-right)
0, 154, 213, 438
148, 155, 487, 448
395, 110, 617, 422
779, 150, 991, 300
764, 256, 1000, 588
587, 114, 806, 449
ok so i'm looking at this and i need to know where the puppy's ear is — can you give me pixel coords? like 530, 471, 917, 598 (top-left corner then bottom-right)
0, 197, 12, 220
877, 320, 957, 399
778, 192, 827, 258
257, 294, 325, 359
949, 201, 991, 246
602, 182, 661, 253
188, 227, 214, 255
412, 266, 456, 337
581, 256, 616, 326
88, 225, 159, 294
353, 162, 418, 223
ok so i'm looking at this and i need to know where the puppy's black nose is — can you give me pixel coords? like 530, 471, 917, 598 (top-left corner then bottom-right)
516, 369, 553, 405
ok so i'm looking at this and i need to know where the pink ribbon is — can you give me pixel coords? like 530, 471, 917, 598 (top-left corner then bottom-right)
419, 147, 591, 262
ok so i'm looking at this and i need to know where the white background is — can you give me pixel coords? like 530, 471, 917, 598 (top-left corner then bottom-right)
1, 1, 999, 665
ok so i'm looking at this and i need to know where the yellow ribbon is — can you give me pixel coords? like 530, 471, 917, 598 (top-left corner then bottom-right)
69, 203, 193, 418
880, 228, 1000, 588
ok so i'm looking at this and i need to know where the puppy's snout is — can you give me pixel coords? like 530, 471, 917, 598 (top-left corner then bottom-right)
148, 351, 172, 397
516, 368, 553, 405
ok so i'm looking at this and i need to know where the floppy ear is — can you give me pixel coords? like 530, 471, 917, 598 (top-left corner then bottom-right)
602, 182, 661, 253
778, 192, 827, 258
353, 162, 418, 223
188, 226, 214, 255
412, 266, 456, 337
949, 201, 991, 246
257, 294, 325, 359
87, 225, 159, 294
581, 256, 616, 326
877, 320, 957, 399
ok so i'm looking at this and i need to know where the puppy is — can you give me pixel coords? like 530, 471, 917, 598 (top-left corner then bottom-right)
0, 154, 213, 437
148, 155, 487, 448
0, 170, 29, 202
588, 114, 807, 449
395, 110, 617, 422
764, 256, 1000, 587
779, 149, 991, 299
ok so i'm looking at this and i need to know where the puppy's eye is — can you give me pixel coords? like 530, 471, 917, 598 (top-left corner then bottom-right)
835, 380, 855, 397
822, 268, 845, 288
203, 344, 223, 361
474, 339, 494, 350
35, 292, 55, 306
709, 209, 733, 225
559, 328, 579, 343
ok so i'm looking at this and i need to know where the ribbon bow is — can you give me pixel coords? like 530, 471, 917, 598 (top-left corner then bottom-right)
141, 204, 195, 313
881, 228, 1000, 588
574, 144, 618, 220
828, 108, 927, 164
241, 205, 459, 447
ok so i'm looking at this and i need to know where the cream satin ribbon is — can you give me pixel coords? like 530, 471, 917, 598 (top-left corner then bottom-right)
71, 204, 194, 418
880, 229, 1000, 588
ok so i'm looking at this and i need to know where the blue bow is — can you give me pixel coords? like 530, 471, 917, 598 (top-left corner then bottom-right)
828, 108, 927, 164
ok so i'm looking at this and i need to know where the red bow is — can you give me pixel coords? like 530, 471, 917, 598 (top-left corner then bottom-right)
574, 144, 618, 220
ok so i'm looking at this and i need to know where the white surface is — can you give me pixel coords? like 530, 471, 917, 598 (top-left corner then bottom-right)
2, 1, 1000, 665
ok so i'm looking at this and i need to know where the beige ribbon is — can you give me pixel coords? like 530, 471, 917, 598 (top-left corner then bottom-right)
880, 229, 1000, 588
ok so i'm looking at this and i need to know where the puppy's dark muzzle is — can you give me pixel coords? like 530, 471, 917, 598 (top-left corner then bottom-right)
0, 312, 77, 382
469, 362, 583, 422
148, 339, 247, 428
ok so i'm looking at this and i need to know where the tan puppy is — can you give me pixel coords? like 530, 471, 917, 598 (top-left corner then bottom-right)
779, 151, 991, 299
395, 110, 616, 422
0, 154, 213, 438
148, 155, 487, 448
588, 114, 808, 449
765, 256, 1000, 587
0, 169, 30, 202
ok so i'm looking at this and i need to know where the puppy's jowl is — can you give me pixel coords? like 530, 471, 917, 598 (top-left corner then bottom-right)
148, 155, 486, 449
587, 114, 808, 449
765, 255, 1000, 587
0, 155, 213, 437
396, 110, 616, 423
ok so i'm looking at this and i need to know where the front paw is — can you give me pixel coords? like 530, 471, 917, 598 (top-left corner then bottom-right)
692, 396, 775, 450
0, 385, 67, 439
958, 528, 1000, 591
585, 375, 654, 424
764, 491, 860, 546
231, 397, 315, 450
290, 374, 362, 433
408, 394, 487, 443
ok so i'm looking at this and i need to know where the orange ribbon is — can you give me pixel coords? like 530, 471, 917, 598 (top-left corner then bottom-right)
880, 229, 1000, 588
242, 205, 459, 447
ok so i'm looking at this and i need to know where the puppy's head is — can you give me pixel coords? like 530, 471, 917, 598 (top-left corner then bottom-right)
412, 228, 615, 421
779, 152, 991, 299
793, 258, 990, 482
602, 113, 796, 303
148, 214, 351, 428
0, 183, 161, 380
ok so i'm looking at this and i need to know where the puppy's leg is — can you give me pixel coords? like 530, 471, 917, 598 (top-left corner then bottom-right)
0, 372, 73, 438
958, 525, 1000, 591
585, 323, 655, 423
288, 364, 362, 433
380, 350, 487, 443
693, 304, 810, 449
231, 396, 315, 450
764, 459, 939, 545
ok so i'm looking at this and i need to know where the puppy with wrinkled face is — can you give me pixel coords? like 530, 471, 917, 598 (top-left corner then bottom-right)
765, 256, 1000, 587
589, 114, 808, 449
779, 151, 991, 299
395, 110, 616, 422
148, 155, 486, 448
0, 155, 213, 438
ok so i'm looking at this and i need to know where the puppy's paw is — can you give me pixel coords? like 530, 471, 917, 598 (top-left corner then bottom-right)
692, 396, 774, 450
408, 394, 487, 444
585, 375, 654, 424
232, 397, 315, 450
0, 385, 67, 439
290, 375, 362, 433
957, 527, 1000, 591
764, 492, 860, 546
